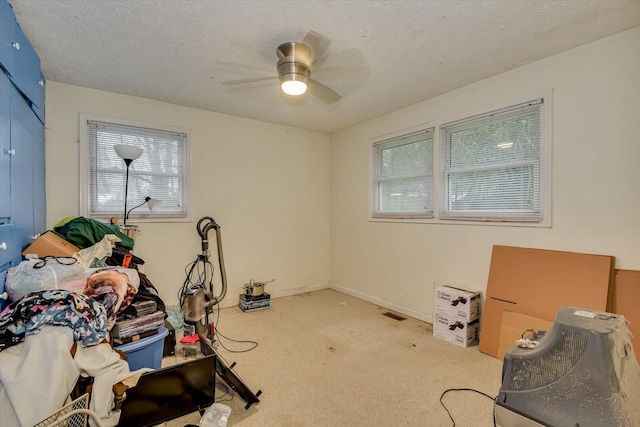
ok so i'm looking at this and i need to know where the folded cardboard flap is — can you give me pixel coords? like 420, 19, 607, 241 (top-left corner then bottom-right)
612, 269, 640, 355
22, 230, 80, 257
497, 311, 553, 360
479, 245, 614, 358
480, 297, 555, 358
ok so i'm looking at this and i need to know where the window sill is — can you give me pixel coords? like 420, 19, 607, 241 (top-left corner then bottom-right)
369, 215, 551, 228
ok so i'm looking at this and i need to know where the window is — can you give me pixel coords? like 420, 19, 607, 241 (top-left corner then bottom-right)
372, 129, 434, 218
369, 91, 551, 225
82, 117, 190, 221
440, 100, 544, 222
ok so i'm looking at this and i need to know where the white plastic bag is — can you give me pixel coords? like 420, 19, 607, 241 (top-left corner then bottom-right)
5, 258, 87, 302
200, 403, 231, 427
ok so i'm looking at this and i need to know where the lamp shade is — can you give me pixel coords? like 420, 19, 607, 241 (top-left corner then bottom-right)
114, 144, 143, 161
125, 196, 162, 221
147, 198, 162, 211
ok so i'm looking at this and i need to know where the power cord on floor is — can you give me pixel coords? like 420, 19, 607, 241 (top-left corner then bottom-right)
212, 300, 259, 353
214, 379, 235, 403
439, 388, 497, 427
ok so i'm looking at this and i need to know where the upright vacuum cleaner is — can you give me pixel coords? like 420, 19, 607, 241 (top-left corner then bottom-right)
179, 216, 228, 340
180, 217, 263, 410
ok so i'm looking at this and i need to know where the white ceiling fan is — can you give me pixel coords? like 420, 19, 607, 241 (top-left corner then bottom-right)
221, 31, 363, 105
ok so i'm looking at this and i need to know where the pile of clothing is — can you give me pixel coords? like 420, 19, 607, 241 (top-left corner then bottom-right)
0, 218, 167, 427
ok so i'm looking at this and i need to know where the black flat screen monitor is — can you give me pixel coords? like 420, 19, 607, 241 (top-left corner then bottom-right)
117, 354, 215, 427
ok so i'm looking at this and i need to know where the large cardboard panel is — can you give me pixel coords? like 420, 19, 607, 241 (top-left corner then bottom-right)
486, 245, 614, 307
479, 297, 514, 357
479, 297, 553, 357
497, 311, 553, 361
612, 269, 640, 354
479, 246, 613, 358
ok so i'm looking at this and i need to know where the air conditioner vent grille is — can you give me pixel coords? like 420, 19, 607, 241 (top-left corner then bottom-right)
502, 329, 588, 391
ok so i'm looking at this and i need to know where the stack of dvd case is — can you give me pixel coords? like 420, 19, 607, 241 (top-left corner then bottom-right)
112, 310, 165, 342
128, 300, 157, 317
239, 292, 270, 312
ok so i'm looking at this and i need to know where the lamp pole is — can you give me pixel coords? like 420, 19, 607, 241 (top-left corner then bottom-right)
114, 144, 143, 227
123, 158, 133, 226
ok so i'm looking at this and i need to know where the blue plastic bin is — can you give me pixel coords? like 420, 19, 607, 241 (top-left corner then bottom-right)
115, 327, 169, 370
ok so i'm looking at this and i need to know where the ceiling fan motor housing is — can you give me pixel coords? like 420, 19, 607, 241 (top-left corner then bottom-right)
276, 42, 311, 84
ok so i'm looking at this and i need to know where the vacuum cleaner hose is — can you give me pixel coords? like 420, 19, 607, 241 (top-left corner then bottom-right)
197, 216, 219, 252
195, 216, 227, 304
213, 225, 227, 304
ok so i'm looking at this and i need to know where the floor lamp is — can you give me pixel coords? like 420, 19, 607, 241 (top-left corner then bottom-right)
114, 144, 143, 226
125, 196, 162, 222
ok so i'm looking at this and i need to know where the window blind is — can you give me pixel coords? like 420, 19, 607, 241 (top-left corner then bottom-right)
373, 129, 434, 218
439, 100, 543, 222
88, 120, 188, 219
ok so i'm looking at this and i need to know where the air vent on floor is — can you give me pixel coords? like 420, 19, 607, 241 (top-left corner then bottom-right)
382, 312, 407, 321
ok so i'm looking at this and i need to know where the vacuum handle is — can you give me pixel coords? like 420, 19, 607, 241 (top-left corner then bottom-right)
197, 216, 219, 252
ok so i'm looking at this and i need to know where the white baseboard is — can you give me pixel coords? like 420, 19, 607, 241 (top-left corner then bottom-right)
216, 283, 330, 309
329, 283, 434, 324
269, 283, 330, 299
217, 283, 433, 324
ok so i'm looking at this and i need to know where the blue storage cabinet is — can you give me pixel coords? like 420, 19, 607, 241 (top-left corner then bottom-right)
0, 73, 10, 220
0, 0, 45, 122
0, 0, 46, 310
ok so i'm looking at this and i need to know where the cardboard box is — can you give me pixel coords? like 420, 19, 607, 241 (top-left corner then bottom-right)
22, 230, 80, 257
612, 269, 640, 355
433, 313, 479, 347
478, 245, 614, 358
497, 311, 553, 360
435, 285, 481, 322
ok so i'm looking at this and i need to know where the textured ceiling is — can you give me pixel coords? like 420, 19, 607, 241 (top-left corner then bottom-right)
8, 0, 640, 133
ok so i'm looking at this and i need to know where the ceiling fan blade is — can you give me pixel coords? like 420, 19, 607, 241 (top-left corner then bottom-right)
222, 76, 278, 85
229, 40, 274, 67
302, 30, 331, 62
313, 47, 365, 68
312, 65, 370, 93
216, 59, 273, 74
308, 78, 341, 104
312, 65, 365, 78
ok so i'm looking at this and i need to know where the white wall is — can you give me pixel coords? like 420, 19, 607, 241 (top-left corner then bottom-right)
45, 83, 331, 307
329, 27, 640, 322
44, 27, 639, 319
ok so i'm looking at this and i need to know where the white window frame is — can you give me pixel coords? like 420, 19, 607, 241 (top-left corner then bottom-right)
369, 90, 552, 227
79, 114, 191, 223
371, 126, 435, 219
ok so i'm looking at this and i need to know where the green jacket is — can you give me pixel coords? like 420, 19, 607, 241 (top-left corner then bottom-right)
53, 216, 135, 250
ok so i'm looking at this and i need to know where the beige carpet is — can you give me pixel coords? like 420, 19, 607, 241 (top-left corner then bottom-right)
162, 289, 503, 427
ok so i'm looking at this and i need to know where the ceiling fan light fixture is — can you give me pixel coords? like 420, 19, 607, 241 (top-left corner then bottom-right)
223, 33, 343, 104
281, 74, 308, 96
